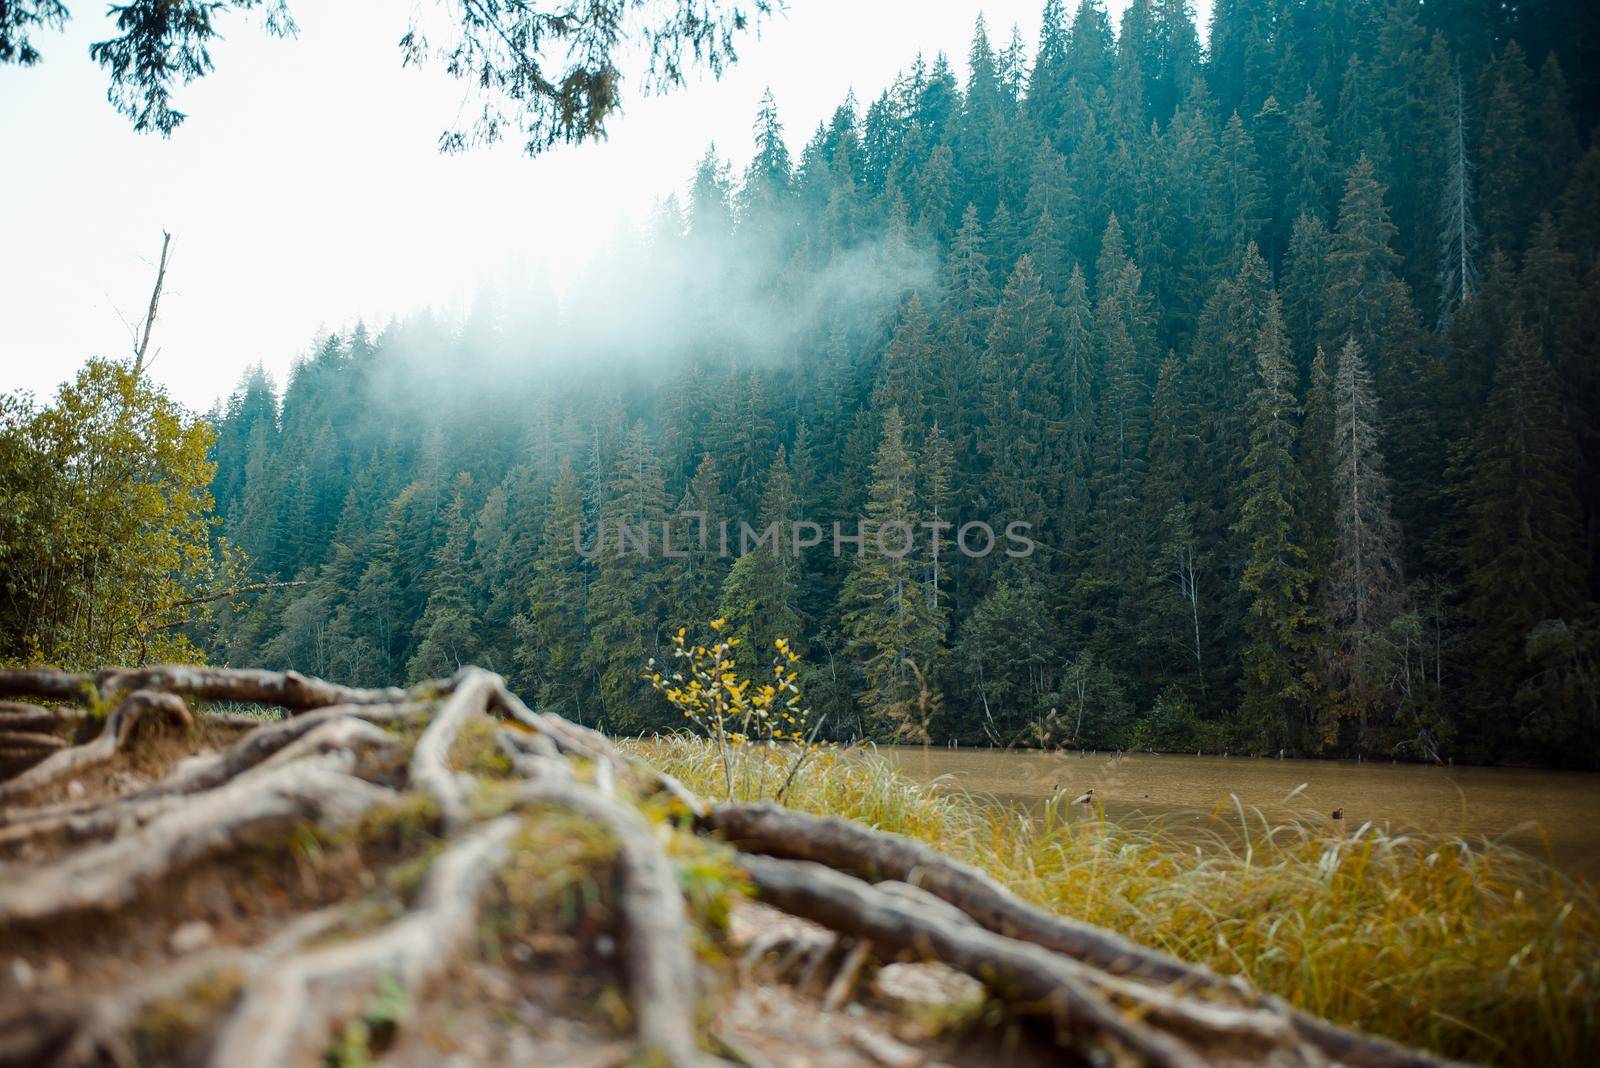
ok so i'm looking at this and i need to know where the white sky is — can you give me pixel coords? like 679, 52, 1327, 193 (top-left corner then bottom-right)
0, 0, 1197, 410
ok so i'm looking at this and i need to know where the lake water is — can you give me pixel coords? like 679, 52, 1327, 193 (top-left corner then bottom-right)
881, 746, 1600, 881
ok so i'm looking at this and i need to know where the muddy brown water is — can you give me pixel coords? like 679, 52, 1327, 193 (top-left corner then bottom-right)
880, 746, 1600, 882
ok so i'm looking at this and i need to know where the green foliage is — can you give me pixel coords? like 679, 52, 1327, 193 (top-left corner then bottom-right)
0, 358, 234, 668
4, 1, 768, 155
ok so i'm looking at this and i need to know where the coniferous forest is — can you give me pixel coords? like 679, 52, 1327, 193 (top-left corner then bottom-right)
194, 0, 1600, 768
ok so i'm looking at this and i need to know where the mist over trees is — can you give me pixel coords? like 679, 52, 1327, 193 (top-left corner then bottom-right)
195, 0, 1600, 767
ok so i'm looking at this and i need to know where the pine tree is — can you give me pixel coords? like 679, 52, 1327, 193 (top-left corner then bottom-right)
1028, 0, 1071, 133
1321, 154, 1402, 359
1057, 264, 1096, 536
689, 143, 735, 243
1478, 42, 1534, 251
1436, 63, 1480, 328
720, 449, 803, 671
1288, 87, 1334, 221
980, 256, 1059, 527
666, 453, 728, 632
1064, 0, 1116, 97
1214, 111, 1267, 268
1282, 212, 1333, 371
583, 422, 668, 731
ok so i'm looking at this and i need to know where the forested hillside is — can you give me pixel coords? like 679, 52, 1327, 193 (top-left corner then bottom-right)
201, 0, 1600, 767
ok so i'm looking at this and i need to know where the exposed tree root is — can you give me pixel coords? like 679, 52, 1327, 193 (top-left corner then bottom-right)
739, 854, 1210, 1068
0, 757, 394, 925
410, 667, 500, 828
210, 815, 522, 1067
708, 803, 1456, 1068
0, 908, 352, 1067
0, 665, 410, 711
0, 690, 192, 803
0, 701, 89, 732
0, 731, 69, 756
514, 778, 710, 1068
0, 664, 1463, 1068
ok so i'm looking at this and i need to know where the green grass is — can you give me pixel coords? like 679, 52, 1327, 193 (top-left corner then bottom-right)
634, 736, 1600, 1066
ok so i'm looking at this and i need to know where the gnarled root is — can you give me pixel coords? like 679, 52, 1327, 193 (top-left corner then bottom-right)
515, 778, 711, 1068
710, 803, 1460, 1068
0, 757, 395, 926
739, 854, 1210, 1068
210, 815, 522, 1068
0, 690, 192, 804
0, 701, 89, 732
0, 665, 410, 711
0, 663, 1461, 1068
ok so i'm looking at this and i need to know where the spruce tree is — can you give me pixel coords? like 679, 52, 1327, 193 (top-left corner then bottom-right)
583, 422, 668, 731
1436, 63, 1480, 328
842, 408, 946, 730
518, 461, 590, 720
1235, 295, 1313, 749
720, 449, 803, 671
1326, 338, 1404, 726
1461, 325, 1587, 716
408, 476, 480, 682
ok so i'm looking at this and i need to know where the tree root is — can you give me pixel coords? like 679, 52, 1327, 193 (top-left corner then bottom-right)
0, 690, 192, 803
0, 664, 1463, 1068
0, 731, 69, 756
209, 815, 522, 1067
514, 778, 711, 1068
0, 665, 410, 711
0, 701, 89, 732
0, 908, 353, 1067
0, 757, 395, 926
739, 854, 1210, 1068
707, 803, 1460, 1068
410, 667, 500, 828
0, 709, 413, 857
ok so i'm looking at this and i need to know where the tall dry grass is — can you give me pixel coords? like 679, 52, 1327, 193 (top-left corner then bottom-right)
635, 736, 1600, 1066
